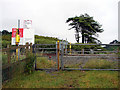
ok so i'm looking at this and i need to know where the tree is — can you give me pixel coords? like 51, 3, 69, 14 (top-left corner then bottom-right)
110, 40, 119, 44
2, 30, 12, 35
66, 13, 104, 43
105, 40, 119, 51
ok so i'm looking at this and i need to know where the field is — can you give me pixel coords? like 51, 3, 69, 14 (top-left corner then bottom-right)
1, 33, 119, 88
2, 70, 118, 88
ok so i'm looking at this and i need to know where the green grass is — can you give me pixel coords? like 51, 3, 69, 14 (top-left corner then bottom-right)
63, 59, 118, 69
83, 59, 118, 69
2, 71, 118, 88
64, 62, 83, 68
36, 57, 57, 69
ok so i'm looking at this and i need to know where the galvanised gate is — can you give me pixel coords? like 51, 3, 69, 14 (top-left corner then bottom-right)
34, 42, 120, 71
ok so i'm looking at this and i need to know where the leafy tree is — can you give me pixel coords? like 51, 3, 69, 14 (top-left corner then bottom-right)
66, 13, 104, 43
2, 30, 9, 35
110, 40, 119, 44
105, 40, 119, 51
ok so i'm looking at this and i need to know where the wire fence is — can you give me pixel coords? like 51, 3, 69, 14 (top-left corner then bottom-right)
34, 44, 58, 71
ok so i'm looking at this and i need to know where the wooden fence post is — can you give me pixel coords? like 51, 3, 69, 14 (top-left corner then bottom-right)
82, 48, 84, 54
57, 41, 60, 70
118, 47, 119, 53
6, 45, 11, 80
7, 45, 11, 64
30, 43, 32, 54
26, 42, 29, 58
69, 42, 71, 54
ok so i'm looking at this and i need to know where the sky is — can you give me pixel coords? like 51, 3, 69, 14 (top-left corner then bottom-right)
0, 0, 119, 44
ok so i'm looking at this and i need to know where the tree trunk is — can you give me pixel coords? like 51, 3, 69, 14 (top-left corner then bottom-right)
82, 31, 84, 43
75, 29, 79, 43
76, 34, 79, 43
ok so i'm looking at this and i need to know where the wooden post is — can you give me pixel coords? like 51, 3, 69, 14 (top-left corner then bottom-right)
7, 45, 11, 80
7, 45, 11, 64
16, 48, 18, 61
82, 49, 84, 54
61, 41, 64, 70
118, 47, 119, 53
26, 42, 29, 58
57, 40, 60, 70
69, 42, 71, 54
30, 43, 32, 54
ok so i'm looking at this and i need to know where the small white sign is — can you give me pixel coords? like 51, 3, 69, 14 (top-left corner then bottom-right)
24, 20, 32, 29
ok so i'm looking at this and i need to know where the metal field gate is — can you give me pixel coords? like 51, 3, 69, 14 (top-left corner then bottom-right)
60, 43, 120, 71
34, 42, 120, 71
34, 43, 58, 70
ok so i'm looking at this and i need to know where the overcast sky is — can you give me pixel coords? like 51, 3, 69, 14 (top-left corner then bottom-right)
0, 0, 119, 43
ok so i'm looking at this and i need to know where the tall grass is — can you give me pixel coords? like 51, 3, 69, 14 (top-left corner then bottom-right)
83, 59, 117, 69
36, 57, 56, 69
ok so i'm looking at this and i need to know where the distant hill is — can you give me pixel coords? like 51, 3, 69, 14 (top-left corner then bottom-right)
35, 35, 59, 44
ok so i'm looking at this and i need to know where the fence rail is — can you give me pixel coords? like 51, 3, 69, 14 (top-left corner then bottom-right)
0, 44, 32, 52
2, 43, 33, 82
69, 44, 120, 46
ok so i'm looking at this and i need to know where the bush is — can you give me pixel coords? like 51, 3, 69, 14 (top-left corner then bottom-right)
83, 59, 117, 69
25, 53, 35, 74
2, 53, 8, 65
2, 40, 11, 48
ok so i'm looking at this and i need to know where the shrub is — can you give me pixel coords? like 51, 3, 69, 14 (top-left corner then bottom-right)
2, 53, 8, 65
2, 40, 11, 48
25, 53, 35, 74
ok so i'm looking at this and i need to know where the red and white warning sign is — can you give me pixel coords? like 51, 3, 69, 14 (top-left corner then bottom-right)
11, 28, 23, 45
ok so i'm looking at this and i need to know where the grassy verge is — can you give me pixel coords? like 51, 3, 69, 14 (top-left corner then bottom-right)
2, 71, 118, 88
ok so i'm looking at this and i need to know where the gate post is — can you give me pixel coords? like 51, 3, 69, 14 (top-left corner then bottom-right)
34, 44, 37, 70
25, 42, 29, 58
30, 43, 32, 54
57, 41, 60, 70
69, 42, 71, 54
61, 41, 64, 70
32, 44, 35, 53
